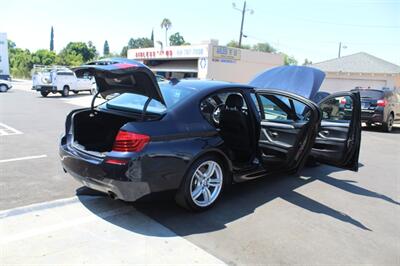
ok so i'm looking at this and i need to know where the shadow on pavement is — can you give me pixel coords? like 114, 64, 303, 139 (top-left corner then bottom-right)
36, 93, 92, 99
77, 161, 400, 236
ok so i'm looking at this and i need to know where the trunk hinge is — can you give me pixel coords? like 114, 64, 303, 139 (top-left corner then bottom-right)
91, 91, 101, 114
141, 97, 152, 121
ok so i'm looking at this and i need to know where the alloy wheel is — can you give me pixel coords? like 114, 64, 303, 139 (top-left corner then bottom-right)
190, 160, 223, 207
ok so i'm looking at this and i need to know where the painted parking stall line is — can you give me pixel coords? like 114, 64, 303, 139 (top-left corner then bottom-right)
0, 122, 23, 136
0, 155, 47, 163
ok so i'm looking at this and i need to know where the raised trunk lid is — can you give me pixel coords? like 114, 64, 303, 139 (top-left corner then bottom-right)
73, 58, 165, 105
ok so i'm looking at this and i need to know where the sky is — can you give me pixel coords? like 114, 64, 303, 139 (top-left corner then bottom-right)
1, 0, 400, 64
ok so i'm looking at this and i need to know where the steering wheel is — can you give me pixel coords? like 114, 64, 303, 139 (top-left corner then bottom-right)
211, 103, 225, 125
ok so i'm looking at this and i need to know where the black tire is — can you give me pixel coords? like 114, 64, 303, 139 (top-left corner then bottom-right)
40, 91, 49, 97
382, 113, 394, 132
73, 91, 79, 94
0, 84, 8, 92
61, 86, 69, 97
175, 155, 226, 211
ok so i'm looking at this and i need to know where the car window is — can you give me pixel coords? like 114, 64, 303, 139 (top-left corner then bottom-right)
256, 94, 311, 121
357, 90, 384, 99
320, 95, 353, 122
101, 84, 196, 114
259, 95, 288, 120
200, 91, 247, 126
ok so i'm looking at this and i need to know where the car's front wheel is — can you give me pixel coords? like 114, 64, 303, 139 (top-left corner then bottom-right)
0, 85, 8, 92
40, 91, 49, 97
175, 156, 225, 211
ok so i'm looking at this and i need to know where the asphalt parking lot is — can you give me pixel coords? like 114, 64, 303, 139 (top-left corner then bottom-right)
1, 81, 399, 265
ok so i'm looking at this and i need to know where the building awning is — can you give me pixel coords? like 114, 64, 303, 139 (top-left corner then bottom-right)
149, 60, 198, 73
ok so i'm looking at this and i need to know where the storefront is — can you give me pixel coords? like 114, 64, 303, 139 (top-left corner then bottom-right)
127, 40, 284, 83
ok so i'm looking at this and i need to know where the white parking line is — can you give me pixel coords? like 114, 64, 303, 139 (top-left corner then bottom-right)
0, 122, 23, 136
0, 155, 47, 163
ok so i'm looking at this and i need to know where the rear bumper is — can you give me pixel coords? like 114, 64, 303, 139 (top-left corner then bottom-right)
361, 110, 384, 123
59, 141, 152, 202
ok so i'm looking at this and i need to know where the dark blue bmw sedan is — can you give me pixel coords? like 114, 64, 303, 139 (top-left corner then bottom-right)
60, 58, 361, 211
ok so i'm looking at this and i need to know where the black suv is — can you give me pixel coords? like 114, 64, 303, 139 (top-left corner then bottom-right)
352, 87, 400, 132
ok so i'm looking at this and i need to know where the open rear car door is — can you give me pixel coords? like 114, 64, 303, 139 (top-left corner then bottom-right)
254, 90, 320, 174
310, 91, 361, 171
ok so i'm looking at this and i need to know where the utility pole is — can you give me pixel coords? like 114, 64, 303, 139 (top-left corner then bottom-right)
338, 42, 347, 58
233, 1, 253, 48
239, 1, 246, 48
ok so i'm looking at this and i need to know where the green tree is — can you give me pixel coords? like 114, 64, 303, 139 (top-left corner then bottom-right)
50, 26, 54, 51
103, 40, 110, 56
226, 40, 251, 49
160, 18, 172, 47
283, 54, 298, 65
56, 49, 84, 66
252, 42, 276, 53
61, 41, 97, 62
169, 32, 185, 46
128, 37, 153, 49
120, 46, 128, 57
31, 49, 57, 65
303, 58, 312, 65
8, 46, 32, 78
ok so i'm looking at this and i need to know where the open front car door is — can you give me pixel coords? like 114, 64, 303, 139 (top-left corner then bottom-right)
310, 91, 361, 171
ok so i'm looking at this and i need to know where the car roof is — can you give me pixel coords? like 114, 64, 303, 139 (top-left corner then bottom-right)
160, 79, 253, 93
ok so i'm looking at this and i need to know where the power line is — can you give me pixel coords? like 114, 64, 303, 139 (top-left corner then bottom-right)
292, 17, 400, 29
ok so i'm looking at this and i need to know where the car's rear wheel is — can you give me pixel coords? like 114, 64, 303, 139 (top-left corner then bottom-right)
175, 156, 225, 211
0, 85, 8, 92
382, 113, 394, 132
40, 91, 49, 97
61, 86, 69, 97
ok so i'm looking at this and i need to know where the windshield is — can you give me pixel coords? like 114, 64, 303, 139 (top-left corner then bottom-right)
100, 84, 196, 114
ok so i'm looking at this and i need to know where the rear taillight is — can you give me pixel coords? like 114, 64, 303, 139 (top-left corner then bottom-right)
340, 98, 347, 104
377, 99, 387, 107
112, 130, 150, 152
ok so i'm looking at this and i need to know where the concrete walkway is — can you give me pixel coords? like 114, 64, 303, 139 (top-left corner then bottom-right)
0, 196, 225, 265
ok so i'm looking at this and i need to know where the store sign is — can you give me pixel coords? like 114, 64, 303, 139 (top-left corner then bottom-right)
130, 45, 208, 60
212, 46, 241, 60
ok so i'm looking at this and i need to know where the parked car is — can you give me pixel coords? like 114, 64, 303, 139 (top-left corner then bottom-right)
32, 65, 96, 97
352, 87, 400, 132
60, 59, 361, 211
0, 78, 12, 92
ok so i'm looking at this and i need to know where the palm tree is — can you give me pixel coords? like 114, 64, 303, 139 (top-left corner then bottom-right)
160, 18, 172, 46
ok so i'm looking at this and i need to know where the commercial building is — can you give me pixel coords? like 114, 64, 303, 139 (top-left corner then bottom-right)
0, 32, 10, 80
312, 52, 400, 93
127, 40, 284, 83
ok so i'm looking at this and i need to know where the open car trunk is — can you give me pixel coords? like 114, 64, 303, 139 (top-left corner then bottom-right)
72, 110, 135, 154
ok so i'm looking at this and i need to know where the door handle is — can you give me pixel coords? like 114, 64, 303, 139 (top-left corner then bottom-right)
320, 130, 329, 137
271, 132, 279, 137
